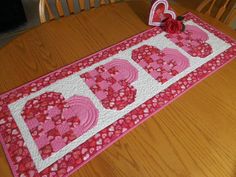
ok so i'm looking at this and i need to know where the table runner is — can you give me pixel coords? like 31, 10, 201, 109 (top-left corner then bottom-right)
0, 13, 236, 177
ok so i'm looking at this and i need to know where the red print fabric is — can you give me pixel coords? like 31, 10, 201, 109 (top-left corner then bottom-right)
80, 59, 138, 110
166, 25, 213, 58
22, 92, 98, 159
132, 45, 190, 83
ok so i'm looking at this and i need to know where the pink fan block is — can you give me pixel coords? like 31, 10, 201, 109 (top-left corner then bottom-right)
62, 96, 98, 135
186, 25, 209, 41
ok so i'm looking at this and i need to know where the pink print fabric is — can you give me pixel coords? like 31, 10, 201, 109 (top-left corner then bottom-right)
166, 25, 213, 58
80, 59, 138, 110
22, 92, 98, 159
0, 13, 236, 177
132, 45, 190, 83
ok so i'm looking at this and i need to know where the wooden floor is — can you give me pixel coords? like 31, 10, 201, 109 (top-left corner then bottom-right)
0, 1, 236, 177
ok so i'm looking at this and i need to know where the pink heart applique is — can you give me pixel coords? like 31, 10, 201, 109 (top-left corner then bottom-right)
21, 92, 98, 159
165, 25, 213, 58
132, 45, 190, 83
80, 59, 138, 110
149, 0, 176, 26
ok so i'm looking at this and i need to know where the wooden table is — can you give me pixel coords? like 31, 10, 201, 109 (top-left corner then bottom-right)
1, 1, 236, 177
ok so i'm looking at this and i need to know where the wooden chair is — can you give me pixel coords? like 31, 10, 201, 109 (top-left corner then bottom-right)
197, 0, 236, 27
39, 0, 122, 23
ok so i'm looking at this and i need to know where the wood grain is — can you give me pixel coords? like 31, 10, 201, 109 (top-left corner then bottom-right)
1, 1, 236, 177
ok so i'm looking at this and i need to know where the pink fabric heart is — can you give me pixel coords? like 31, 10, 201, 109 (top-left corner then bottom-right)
165, 25, 213, 58
22, 92, 98, 159
132, 45, 190, 83
80, 59, 138, 110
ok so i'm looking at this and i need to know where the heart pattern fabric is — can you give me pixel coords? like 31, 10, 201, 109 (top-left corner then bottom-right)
165, 25, 213, 58
132, 45, 190, 84
80, 59, 138, 110
21, 92, 98, 159
149, 0, 176, 26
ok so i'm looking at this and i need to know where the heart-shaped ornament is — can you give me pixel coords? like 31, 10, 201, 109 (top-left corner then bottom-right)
149, 0, 176, 26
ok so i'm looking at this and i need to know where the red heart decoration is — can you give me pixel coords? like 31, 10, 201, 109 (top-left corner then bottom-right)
149, 0, 176, 26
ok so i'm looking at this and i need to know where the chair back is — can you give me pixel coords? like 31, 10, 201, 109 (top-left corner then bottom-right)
39, 0, 121, 23
197, 0, 236, 28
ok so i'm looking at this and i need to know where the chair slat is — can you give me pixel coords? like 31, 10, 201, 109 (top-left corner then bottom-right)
197, 0, 235, 29
40, 0, 56, 23
78, 0, 85, 10
39, 0, 120, 23
39, 0, 47, 23
45, 0, 55, 21
216, 0, 230, 20
90, 0, 95, 8
56, 0, 65, 17
225, 8, 236, 25
197, 0, 211, 12
67, 0, 75, 13
206, 0, 216, 15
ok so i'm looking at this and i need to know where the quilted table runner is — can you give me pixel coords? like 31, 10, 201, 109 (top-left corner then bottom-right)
0, 13, 236, 177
